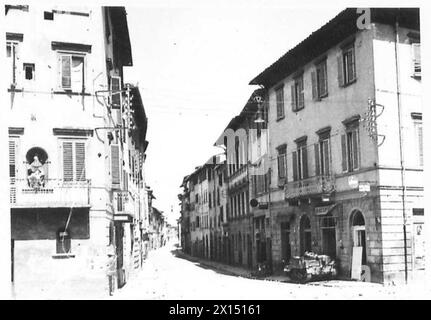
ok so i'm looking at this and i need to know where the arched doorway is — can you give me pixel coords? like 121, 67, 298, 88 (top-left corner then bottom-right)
300, 215, 312, 254
321, 213, 337, 259
351, 210, 366, 265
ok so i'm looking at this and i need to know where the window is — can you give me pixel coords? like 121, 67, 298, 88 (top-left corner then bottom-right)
338, 44, 356, 86
62, 140, 86, 182
44, 11, 54, 20
312, 60, 328, 100
293, 138, 308, 181
110, 76, 122, 109
291, 75, 304, 111
56, 229, 71, 254
23, 63, 35, 80
315, 137, 331, 176
341, 126, 360, 172
275, 86, 285, 119
6, 41, 19, 86
412, 114, 423, 166
59, 53, 85, 92
277, 145, 287, 179
412, 43, 421, 78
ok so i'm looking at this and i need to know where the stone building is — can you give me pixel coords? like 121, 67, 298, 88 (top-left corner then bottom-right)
249, 8, 422, 284
5, 5, 149, 297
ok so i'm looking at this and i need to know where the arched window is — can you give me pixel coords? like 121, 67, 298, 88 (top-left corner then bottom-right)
26, 147, 49, 188
300, 215, 312, 254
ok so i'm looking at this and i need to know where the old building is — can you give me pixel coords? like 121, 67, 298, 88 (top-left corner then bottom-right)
6, 5, 149, 297
249, 8, 422, 284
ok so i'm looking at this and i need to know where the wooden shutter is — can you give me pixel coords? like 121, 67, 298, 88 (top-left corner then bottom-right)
311, 71, 318, 101
292, 151, 298, 181
417, 123, 423, 166
337, 54, 344, 87
298, 77, 304, 109
314, 143, 320, 176
61, 55, 72, 89
323, 139, 330, 175
9, 140, 16, 181
350, 47, 356, 81
302, 146, 308, 179
352, 129, 359, 170
341, 134, 347, 172
412, 43, 421, 76
75, 142, 86, 181
111, 76, 122, 109
111, 144, 120, 187
63, 141, 74, 181
291, 85, 296, 111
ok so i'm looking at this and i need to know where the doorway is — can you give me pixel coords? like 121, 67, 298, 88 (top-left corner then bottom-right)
280, 222, 291, 264
351, 210, 366, 265
300, 215, 312, 255
321, 213, 336, 259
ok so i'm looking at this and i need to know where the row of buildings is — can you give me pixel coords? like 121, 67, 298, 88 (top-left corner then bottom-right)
2, 5, 167, 298
179, 8, 424, 285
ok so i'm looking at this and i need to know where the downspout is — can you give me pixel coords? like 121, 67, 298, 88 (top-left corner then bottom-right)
394, 13, 408, 284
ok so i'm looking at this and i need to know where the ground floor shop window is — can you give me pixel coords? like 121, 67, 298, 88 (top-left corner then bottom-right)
300, 215, 312, 254
320, 213, 336, 259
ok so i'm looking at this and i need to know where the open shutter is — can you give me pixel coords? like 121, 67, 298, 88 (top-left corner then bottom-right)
337, 54, 344, 87
350, 47, 356, 81
314, 143, 320, 176
302, 146, 308, 179
75, 142, 86, 181
352, 129, 359, 170
417, 123, 423, 166
111, 76, 122, 109
291, 85, 296, 111
61, 55, 72, 89
111, 144, 120, 188
63, 141, 74, 181
298, 78, 304, 109
292, 151, 298, 181
311, 71, 318, 101
341, 134, 347, 172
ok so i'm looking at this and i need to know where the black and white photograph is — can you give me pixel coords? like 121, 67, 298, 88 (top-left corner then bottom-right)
0, 0, 430, 305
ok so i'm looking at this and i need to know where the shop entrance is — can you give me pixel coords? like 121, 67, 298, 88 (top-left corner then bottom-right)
321, 213, 336, 259
351, 210, 366, 265
299, 215, 312, 255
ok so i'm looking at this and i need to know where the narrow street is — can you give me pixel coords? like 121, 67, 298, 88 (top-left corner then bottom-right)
113, 242, 429, 300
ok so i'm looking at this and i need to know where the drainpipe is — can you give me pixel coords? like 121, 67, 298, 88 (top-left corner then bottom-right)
394, 13, 408, 284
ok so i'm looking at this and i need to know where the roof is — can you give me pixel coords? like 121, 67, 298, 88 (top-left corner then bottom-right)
130, 85, 148, 143
250, 8, 420, 88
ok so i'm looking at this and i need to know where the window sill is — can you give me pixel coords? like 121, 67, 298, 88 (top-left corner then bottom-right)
276, 116, 285, 122
52, 253, 75, 259
341, 78, 357, 88
292, 106, 305, 113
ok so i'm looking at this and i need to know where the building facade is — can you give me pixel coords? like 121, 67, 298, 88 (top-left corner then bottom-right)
249, 8, 422, 284
6, 5, 149, 297
179, 8, 423, 285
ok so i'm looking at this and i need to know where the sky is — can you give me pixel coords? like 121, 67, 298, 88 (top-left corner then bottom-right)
122, 3, 349, 225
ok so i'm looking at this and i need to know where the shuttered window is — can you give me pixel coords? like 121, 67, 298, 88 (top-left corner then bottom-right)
414, 120, 423, 166
338, 44, 356, 87
292, 75, 304, 112
59, 54, 85, 91
110, 76, 122, 109
111, 144, 120, 187
62, 141, 86, 182
341, 127, 360, 172
9, 139, 17, 204
412, 43, 421, 77
315, 139, 330, 176
277, 145, 287, 179
275, 86, 285, 119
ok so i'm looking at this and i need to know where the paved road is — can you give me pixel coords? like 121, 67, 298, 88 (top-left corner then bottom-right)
113, 242, 430, 300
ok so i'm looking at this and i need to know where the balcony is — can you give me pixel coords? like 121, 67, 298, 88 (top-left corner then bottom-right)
284, 175, 335, 199
113, 191, 135, 222
10, 178, 91, 208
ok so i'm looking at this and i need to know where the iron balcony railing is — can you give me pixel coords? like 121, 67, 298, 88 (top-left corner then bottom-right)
284, 174, 336, 199
10, 178, 91, 208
